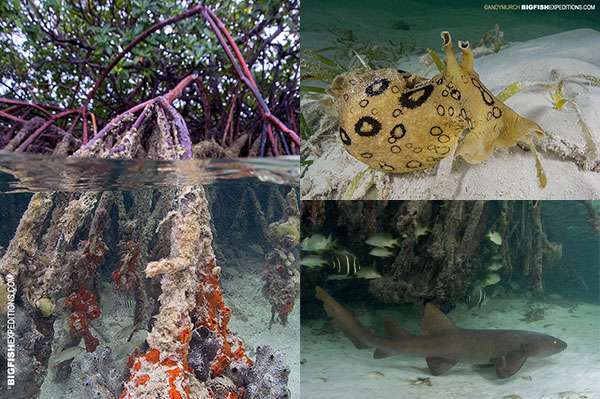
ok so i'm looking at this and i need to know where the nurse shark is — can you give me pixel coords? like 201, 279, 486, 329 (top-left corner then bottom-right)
316, 287, 566, 379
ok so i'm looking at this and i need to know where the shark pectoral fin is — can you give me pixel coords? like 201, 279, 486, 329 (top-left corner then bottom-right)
373, 348, 393, 359
426, 357, 458, 376
383, 315, 410, 338
422, 303, 457, 335
493, 351, 528, 379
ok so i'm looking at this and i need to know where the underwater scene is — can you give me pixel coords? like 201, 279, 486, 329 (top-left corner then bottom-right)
0, 158, 300, 399
300, 0, 600, 200
300, 201, 600, 398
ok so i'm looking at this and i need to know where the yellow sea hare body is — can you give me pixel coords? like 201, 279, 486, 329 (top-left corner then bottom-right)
331, 32, 543, 174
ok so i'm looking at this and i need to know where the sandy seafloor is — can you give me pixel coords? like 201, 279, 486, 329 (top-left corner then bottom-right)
301, 28, 600, 200
38, 248, 300, 398
221, 246, 301, 398
301, 298, 600, 399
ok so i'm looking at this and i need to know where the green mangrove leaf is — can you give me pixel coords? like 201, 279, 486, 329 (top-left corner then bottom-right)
497, 82, 522, 101
427, 48, 445, 73
342, 168, 369, 200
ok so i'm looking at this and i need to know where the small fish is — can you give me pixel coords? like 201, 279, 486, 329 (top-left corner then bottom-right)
112, 295, 136, 317
414, 225, 431, 238
327, 266, 382, 281
369, 247, 394, 258
487, 261, 503, 271
355, 267, 382, 280
331, 253, 359, 275
466, 285, 487, 309
365, 233, 399, 248
486, 231, 502, 245
300, 255, 328, 268
481, 273, 501, 288
301, 234, 333, 253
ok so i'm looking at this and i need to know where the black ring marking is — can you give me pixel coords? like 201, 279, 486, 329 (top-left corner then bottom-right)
406, 160, 422, 169
413, 147, 423, 153
340, 128, 351, 145
492, 106, 502, 118
349, 78, 358, 85
343, 94, 349, 101
388, 137, 397, 144
371, 108, 378, 116
450, 89, 461, 100
392, 108, 402, 117
391, 85, 400, 93
399, 84, 434, 109
460, 108, 468, 120
390, 123, 407, 139
438, 134, 450, 143
365, 78, 390, 96
442, 89, 449, 97
390, 145, 401, 153
406, 143, 413, 148
360, 152, 373, 159
379, 161, 395, 172
430, 126, 443, 136
436, 76, 444, 85
354, 116, 382, 137
436, 105, 445, 116
435, 146, 450, 155
471, 77, 495, 105
359, 99, 369, 108
447, 82, 455, 89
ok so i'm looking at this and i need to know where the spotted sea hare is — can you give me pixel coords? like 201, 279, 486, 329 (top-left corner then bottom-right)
330, 31, 546, 186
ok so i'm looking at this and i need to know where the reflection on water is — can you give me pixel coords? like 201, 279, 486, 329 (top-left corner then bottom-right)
0, 153, 299, 192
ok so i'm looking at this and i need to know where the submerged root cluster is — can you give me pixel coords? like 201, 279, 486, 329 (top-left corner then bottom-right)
300, 201, 590, 311
0, 172, 294, 398
263, 189, 300, 328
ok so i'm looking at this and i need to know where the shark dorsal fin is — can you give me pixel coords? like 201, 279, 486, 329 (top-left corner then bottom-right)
383, 315, 410, 338
422, 303, 457, 335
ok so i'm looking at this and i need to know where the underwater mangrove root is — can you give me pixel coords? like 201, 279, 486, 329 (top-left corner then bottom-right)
301, 200, 326, 231
581, 200, 600, 233
0, 3, 299, 157
300, 201, 565, 308
263, 189, 300, 328
64, 285, 102, 353
0, 185, 291, 397
209, 183, 291, 247
121, 185, 271, 398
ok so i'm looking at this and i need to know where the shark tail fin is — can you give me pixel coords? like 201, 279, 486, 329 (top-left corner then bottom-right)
315, 286, 371, 350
